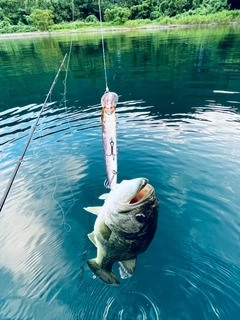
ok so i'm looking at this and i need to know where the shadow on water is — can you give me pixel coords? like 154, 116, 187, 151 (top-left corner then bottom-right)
0, 26, 240, 319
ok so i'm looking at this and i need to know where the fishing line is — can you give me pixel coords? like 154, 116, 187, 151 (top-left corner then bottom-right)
46, 147, 72, 232
33, 100, 75, 233
57, 50, 76, 232
97, 1, 121, 190
41, 0, 76, 232
98, 0, 109, 92
0, 54, 67, 213
57, 0, 76, 231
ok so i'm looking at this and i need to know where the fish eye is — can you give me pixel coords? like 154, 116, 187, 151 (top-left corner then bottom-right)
136, 213, 146, 223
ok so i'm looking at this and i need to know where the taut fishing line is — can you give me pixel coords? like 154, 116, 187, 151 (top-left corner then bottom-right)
98, 0, 109, 92
97, 1, 119, 189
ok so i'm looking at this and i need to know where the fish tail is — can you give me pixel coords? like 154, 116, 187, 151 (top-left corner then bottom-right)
87, 259, 120, 285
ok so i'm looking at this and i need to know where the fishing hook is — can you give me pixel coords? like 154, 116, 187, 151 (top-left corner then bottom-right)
104, 139, 118, 159
104, 170, 117, 189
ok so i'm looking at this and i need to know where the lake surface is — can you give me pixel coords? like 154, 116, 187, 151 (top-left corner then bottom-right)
0, 26, 240, 319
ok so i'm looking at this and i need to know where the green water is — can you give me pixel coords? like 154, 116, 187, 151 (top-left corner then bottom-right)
0, 26, 240, 319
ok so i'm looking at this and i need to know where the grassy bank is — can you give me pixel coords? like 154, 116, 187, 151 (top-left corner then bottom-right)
0, 10, 240, 35
157, 9, 240, 25
50, 10, 240, 32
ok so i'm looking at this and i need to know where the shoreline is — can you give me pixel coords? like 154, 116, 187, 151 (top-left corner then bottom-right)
0, 22, 238, 40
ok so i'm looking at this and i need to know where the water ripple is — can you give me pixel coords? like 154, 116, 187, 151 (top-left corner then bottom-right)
162, 261, 240, 320
103, 291, 162, 320
72, 273, 165, 320
1, 31, 240, 320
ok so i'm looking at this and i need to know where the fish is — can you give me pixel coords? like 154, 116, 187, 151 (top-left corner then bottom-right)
84, 178, 159, 285
101, 91, 118, 189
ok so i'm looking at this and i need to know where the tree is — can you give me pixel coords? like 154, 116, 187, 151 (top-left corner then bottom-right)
159, 0, 188, 17
85, 14, 99, 23
104, 6, 130, 23
0, 0, 27, 24
30, 9, 54, 30
130, 1, 152, 19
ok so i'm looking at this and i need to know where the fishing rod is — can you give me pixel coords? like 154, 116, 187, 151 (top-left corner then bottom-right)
0, 53, 68, 213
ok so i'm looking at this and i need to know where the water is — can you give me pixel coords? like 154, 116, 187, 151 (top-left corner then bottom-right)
0, 26, 240, 319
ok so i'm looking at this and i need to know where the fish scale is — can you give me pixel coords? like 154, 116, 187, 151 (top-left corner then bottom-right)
84, 178, 159, 285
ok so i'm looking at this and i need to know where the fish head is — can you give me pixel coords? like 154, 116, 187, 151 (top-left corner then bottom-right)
101, 92, 118, 115
105, 178, 159, 235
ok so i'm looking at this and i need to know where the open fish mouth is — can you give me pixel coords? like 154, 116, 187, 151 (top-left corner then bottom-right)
129, 179, 154, 204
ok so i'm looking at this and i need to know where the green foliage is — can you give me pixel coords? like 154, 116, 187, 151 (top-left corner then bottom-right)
124, 19, 143, 27
104, 8, 114, 22
124, 18, 152, 27
150, 10, 160, 20
0, 0, 28, 24
157, 9, 240, 25
30, 9, 54, 31
104, 7, 130, 24
157, 0, 229, 17
0, 0, 236, 34
201, 0, 229, 13
49, 20, 86, 31
173, 0, 229, 18
0, 8, 11, 27
0, 19, 11, 28
0, 24, 37, 33
48, 0, 72, 23
159, 0, 188, 17
85, 15, 99, 23
130, 1, 152, 19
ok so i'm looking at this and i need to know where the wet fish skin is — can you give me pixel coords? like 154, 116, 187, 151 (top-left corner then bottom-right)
84, 178, 159, 285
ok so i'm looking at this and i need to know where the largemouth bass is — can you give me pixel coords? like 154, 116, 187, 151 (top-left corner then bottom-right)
84, 178, 159, 285
101, 91, 118, 189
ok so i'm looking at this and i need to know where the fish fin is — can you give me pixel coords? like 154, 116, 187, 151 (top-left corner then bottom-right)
83, 206, 102, 215
87, 232, 97, 247
98, 193, 109, 200
99, 222, 111, 241
119, 258, 137, 275
87, 259, 119, 285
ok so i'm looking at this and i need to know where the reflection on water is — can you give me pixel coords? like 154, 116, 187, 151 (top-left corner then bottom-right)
1, 26, 240, 319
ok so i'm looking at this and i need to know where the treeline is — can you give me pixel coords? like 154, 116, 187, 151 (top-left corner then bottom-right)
0, 0, 238, 32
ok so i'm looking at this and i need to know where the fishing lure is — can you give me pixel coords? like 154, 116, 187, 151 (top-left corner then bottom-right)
101, 91, 118, 190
